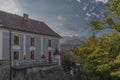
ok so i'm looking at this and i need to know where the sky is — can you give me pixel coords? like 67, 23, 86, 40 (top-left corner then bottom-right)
0, 0, 109, 37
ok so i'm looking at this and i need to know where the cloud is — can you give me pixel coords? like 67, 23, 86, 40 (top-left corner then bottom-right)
77, 0, 81, 3
0, 0, 23, 14
56, 21, 90, 37
96, 0, 108, 3
86, 12, 91, 17
91, 12, 100, 17
57, 15, 66, 21
83, 6, 87, 11
60, 23, 80, 32
0, 0, 103, 37
57, 15, 80, 33
84, 17, 90, 21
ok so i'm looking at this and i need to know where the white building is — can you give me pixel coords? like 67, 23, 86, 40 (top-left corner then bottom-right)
0, 11, 61, 69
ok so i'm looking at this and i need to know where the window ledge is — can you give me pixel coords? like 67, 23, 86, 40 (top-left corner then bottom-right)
13, 46, 20, 50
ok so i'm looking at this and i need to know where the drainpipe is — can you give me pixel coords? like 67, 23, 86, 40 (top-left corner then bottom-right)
9, 30, 12, 80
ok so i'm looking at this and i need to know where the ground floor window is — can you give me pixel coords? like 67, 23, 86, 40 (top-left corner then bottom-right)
31, 50, 35, 60
13, 51, 19, 60
49, 51, 52, 62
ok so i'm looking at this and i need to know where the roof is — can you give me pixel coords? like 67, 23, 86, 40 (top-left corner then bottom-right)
0, 11, 61, 38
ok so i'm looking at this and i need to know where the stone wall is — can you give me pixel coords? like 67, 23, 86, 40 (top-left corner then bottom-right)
0, 60, 10, 80
13, 66, 64, 80
0, 61, 65, 80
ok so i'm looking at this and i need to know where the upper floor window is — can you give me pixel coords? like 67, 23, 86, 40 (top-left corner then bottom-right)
13, 51, 19, 60
31, 37, 35, 46
14, 36, 19, 45
48, 40, 51, 47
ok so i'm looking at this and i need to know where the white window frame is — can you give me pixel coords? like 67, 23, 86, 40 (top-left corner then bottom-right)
31, 37, 35, 46
13, 50, 20, 60
48, 39, 51, 47
13, 35, 20, 45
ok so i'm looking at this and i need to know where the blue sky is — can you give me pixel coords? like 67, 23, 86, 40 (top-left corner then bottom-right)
0, 0, 109, 37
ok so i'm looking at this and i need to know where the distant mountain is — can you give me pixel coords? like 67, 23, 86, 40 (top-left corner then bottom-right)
60, 35, 86, 44
60, 35, 86, 51
63, 39, 82, 45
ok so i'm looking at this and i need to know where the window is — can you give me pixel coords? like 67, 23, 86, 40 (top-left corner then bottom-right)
13, 51, 19, 60
14, 36, 19, 45
31, 38, 35, 46
48, 40, 51, 47
48, 51, 52, 62
31, 50, 35, 60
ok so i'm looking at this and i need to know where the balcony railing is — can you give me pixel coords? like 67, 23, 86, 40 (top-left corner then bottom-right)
12, 59, 58, 69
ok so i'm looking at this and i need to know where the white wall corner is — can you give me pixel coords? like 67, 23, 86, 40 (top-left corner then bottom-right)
0, 31, 3, 59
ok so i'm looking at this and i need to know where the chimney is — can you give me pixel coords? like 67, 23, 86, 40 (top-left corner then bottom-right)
23, 13, 29, 21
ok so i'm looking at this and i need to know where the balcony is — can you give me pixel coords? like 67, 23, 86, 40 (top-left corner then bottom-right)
12, 59, 58, 69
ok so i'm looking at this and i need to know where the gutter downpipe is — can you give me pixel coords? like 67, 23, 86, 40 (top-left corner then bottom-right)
9, 30, 12, 80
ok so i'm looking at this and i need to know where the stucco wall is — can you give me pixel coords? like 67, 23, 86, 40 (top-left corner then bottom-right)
1, 29, 60, 61
36, 37, 41, 60
43, 38, 48, 61
2, 32, 10, 60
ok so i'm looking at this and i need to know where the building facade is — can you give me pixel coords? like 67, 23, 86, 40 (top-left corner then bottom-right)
0, 11, 61, 69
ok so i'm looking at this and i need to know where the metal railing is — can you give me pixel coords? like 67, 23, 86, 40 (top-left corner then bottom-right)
12, 59, 58, 69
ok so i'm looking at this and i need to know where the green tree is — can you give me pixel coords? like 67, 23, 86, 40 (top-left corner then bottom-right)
71, 0, 120, 80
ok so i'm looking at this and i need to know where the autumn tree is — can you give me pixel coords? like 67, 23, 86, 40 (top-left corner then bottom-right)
71, 0, 120, 80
